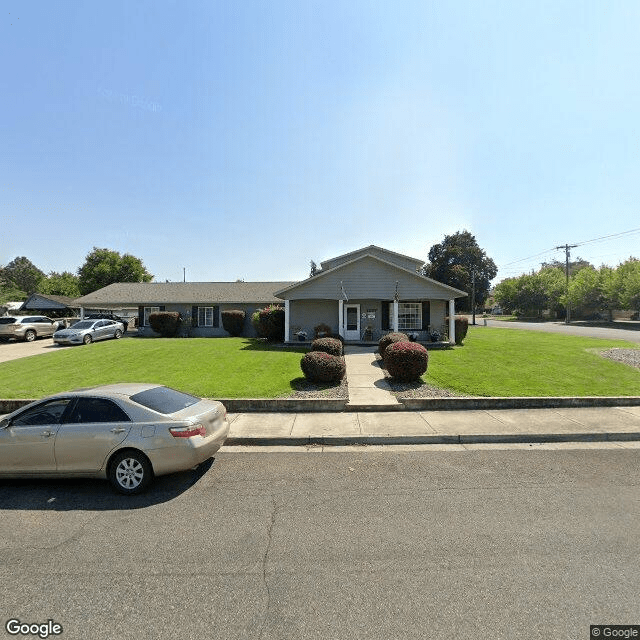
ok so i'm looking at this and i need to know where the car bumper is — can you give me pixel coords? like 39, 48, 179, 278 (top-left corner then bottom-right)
53, 337, 83, 345
145, 418, 230, 477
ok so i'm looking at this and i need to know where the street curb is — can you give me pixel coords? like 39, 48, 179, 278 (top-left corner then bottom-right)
2, 396, 640, 414
225, 431, 640, 447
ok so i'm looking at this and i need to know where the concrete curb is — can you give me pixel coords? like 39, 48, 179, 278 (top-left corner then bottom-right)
225, 431, 640, 447
2, 396, 640, 414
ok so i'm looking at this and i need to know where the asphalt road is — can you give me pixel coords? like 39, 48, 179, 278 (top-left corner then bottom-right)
1, 448, 639, 640
485, 318, 640, 343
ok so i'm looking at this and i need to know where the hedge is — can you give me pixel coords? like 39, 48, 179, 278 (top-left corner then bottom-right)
148, 312, 182, 337
221, 309, 246, 337
311, 337, 343, 356
383, 341, 429, 382
378, 332, 410, 357
300, 351, 346, 383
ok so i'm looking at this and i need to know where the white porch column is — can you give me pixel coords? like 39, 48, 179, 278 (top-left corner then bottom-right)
448, 299, 456, 344
284, 300, 290, 342
392, 300, 399, 332
80, 306, 85, 319
338, 299, 344, 338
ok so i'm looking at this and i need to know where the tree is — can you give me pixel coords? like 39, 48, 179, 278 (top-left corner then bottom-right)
40, 271, 81, 298
77, 248, 153, 295
2, 257, 45, 295
423, 230, 497, 312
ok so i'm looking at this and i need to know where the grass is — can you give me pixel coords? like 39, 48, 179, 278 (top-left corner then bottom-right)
0, 329, 639, 399
424, 327, 640, 396
0, 338, 307, 399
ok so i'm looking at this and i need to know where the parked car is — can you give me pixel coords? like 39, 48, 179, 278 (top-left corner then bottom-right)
85, 313, 129, 332
0, 384, 229, 494
53, 319, 125, 345
0, 315, 60, 342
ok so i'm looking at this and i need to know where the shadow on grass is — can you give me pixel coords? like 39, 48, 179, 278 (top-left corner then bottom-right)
240, 338, 307, 353
288, 376, 343, 393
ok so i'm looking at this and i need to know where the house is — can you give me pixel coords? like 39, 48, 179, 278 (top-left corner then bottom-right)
18, 293, 80, 318
73, 245, 467, 343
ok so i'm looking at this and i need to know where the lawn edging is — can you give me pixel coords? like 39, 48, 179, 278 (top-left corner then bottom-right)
2, 396, 640, 414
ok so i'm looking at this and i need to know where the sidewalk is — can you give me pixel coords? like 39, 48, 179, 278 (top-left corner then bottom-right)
224, 405, 640, 446
343, 346, 400, 409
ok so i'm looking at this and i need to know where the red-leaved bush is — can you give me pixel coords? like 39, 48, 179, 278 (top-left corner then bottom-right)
383, 341, 429, 381
300, 351, 346, 383
378, 332, 410, 358
311, 337, 343, 356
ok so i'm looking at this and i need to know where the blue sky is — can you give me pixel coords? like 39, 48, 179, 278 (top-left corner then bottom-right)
2, 1, 639, 284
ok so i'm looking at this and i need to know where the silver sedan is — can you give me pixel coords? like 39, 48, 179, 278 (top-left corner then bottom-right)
0, 384, 229, 494
53, 318, 124, 345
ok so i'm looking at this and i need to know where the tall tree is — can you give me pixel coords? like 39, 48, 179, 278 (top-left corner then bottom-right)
423, 230, 497, 312
40, 271, 81, 298
77, 248, 153, 295
2, 257, 45, 294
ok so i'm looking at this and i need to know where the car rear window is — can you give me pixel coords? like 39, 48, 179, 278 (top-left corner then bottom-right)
0, 318, 16, 324
129, 387, 200, 414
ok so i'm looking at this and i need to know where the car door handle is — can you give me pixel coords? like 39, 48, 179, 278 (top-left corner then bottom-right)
110, 428, 126, 433
41, 431, 55, 437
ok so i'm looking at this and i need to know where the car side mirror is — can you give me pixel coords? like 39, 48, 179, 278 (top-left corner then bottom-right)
0, 417, 10, 429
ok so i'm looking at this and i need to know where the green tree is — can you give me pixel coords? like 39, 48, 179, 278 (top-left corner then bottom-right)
618, 259, 640, 312
77, 248, 153, 295
2, 257, 45, 294
40, 271, 81, 298
423, 230, 497, 312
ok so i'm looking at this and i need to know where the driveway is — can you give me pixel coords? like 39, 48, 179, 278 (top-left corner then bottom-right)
484, 319, 640, 343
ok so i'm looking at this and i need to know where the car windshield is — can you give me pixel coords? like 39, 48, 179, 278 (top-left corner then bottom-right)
0, 318, 16, 324
70, 321, 94, 329
130, 387, 200, 414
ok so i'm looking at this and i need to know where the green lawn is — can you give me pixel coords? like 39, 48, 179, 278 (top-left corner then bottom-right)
0, 338, 307, 399
424, 327, 640, 396
0, 330, 639, 399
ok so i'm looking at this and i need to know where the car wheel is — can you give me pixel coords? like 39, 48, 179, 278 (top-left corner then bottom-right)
24, 330, 36, 342
83, 334, 92, 345
114, 329, 123, 339
109, 450, 153, 495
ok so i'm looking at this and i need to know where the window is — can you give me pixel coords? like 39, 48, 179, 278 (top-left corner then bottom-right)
66, 398, 131, 423
144, 307, 160, 326
130, 386, 200, 414
198, 306, 214, 327
389, 302, 422, 331
12, 399, 72, 426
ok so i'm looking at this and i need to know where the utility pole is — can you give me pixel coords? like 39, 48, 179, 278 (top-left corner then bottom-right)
555, 244, 577, 324
471, 270, 476, 325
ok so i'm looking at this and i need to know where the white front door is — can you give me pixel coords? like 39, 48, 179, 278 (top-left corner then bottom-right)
344, 304, 360, 341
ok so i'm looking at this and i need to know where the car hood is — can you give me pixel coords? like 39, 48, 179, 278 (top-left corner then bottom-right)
54, 328, 87, 336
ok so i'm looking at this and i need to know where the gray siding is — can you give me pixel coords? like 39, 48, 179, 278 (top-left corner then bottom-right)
289, 300, 338, 337
320, 246, 423, 273
281, 256, 461, 301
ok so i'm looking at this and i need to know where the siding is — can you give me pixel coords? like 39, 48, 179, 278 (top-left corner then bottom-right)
320, 246, 423, 273
281, 256, 462, 301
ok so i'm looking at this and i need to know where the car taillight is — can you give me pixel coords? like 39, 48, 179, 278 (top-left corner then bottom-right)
169, 424, 206, 438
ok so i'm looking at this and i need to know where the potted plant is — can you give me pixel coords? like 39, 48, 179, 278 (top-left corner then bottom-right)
295, 330, 308, 342
430, 330, 441, 343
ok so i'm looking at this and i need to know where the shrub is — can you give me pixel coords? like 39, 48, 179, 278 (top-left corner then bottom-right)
301, 351, 346, 383
454, 316, 469, 345
314, 322, 333, 338
221, 309, 246, 337
252, 305, 285, 341
378, 332, 409, 357
311, 337, 343, 356
383, 341, 429, 382
148, 311, 182, 337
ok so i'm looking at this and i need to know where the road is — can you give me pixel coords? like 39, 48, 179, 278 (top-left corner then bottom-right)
484, 318, 640, 343
1, 448, 639, 639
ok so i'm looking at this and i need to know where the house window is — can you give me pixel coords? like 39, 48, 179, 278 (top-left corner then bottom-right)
144, 307, 160, 326
198, 306, 214, 327
389, 302, 422, 331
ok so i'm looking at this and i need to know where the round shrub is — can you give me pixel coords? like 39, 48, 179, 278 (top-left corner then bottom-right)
311, 337, 343, 356
300, 351, 346, 383
221, 309, 246, 337
378, 332, 410, 357
384, 341, 429, 382
148, 311, 182, 337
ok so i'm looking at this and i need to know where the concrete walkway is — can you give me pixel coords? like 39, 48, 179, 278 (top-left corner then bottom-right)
223, 405, 640, 446
343, 346, 400, 409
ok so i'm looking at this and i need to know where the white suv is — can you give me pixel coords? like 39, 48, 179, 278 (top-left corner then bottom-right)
0, 316, 60, 342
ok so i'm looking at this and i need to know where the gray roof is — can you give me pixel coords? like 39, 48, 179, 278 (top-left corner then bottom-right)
74, 282, 297, 306
21, 293, 79, 310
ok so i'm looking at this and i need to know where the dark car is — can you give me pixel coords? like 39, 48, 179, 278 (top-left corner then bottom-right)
85, 313, 129, 332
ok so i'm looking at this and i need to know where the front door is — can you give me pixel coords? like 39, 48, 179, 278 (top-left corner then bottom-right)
344, 304, 360, 341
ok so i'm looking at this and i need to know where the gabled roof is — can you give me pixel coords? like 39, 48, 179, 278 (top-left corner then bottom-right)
74, 281, 297, 306
21, 293, 78, 309
319, 245, 425, 272
275, 252, 467, 298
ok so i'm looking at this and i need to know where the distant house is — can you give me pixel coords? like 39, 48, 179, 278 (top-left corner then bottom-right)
19, 293, 80, 318
73, 245, 467, 343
